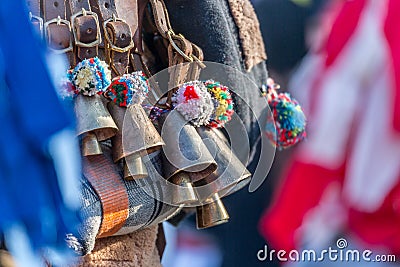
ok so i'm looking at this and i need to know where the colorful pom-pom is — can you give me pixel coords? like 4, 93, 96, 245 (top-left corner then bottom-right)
172, 81, 214, 127
106, 71, 149, 107
57, 70, 79, 100
264, 79, 306, 149
69, 57, 111, 96
204, 80, 234, 128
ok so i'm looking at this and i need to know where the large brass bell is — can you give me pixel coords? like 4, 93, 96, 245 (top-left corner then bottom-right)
196, 193, 229, 229
74, 94, 119, 156
158, 110, 217, 205
159, 110, 217, 181
194, 127, 251, 201
108, 102, 164, 180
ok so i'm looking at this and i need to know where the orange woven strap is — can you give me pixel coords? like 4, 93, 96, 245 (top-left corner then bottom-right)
83, 155, 129, 238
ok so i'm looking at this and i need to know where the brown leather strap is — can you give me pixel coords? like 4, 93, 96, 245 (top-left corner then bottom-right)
89, 0, 133, 77
43, 0, 66, 20
114, 0, 150, 76
146, 0, 199, 107
167, 34, 192, 86
43, 0, 73, 65
89, 0, 115, 48
187, 43, 204, 81
149, 0, 170, 39
83, 154, 129, 238
135, 0, 150, 53
69, 0, 90, 13
104, 18, 133, 76
68, 0, 100, 62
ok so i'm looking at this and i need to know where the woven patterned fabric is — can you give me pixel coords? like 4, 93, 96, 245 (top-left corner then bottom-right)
76, 142, 180, 254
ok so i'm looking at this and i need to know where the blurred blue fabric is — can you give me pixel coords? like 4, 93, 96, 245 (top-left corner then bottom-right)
0, 1, 80, 266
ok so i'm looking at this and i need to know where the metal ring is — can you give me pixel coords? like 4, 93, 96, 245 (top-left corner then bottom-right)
167, 31, 193, 62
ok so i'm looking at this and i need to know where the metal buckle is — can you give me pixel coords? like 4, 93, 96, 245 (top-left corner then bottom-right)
44, 16, 73, 54
29, 12, 44, 39
103, 15, 134, 53
71, 8, 102, 48
166, 30, 193, 62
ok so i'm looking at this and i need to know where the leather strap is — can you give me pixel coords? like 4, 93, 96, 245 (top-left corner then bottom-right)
26, 0, 44, 38
167, 34, 192, 88
115, 0, 150, 76
187, 43, 204, 81
89, 0, 115, 48
90, 0, 133, 76
104, 18, 133, 76
43, 0, 66, 20
83, 154, 129, 238
68, 0, 100, 62
149, 0, 170, 39
135, 0, 150, 53
43, 0, 73, 64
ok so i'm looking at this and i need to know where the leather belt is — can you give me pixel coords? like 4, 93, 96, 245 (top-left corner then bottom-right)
103, 16, 133, 76
41, 0, 74, 70
82, 154, 129, 238
68, 0, 101, 62
43, 0, 74, 58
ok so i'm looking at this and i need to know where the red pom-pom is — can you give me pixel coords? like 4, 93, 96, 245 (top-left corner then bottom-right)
183, 85, 200, 101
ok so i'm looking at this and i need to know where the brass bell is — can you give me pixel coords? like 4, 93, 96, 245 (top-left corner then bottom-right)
158, 110, 217, 182
74, 94, 119, 156
169, 172, 197, 205
124, 154, 148, 180
108, 102, 164, 180
196, 193, 229, 229
81, 132, 103, 156
194, 127, 251, 201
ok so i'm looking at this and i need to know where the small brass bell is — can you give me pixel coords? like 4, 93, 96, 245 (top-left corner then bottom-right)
170, 172, 197, 205
124, 154, 148, 180
196, 193, 229, 229
81, 132, 103, 156
75, 94, 119, 156
109, 102, 164, 180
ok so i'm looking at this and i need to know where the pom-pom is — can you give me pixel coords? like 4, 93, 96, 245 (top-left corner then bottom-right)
265, 79, 306, 149
106, 71, 149, 107
57, 70, 79, 100
172, 81, 214, 127
204, 80, 234, 128
69, 57, 111, 96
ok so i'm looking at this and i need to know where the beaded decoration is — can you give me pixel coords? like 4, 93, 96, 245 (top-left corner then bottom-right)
264, 78, 306, 149
172, 81, 214, 127
69, 57, 111, 96
106, 71, 149, 107
204, 80, 234, 128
